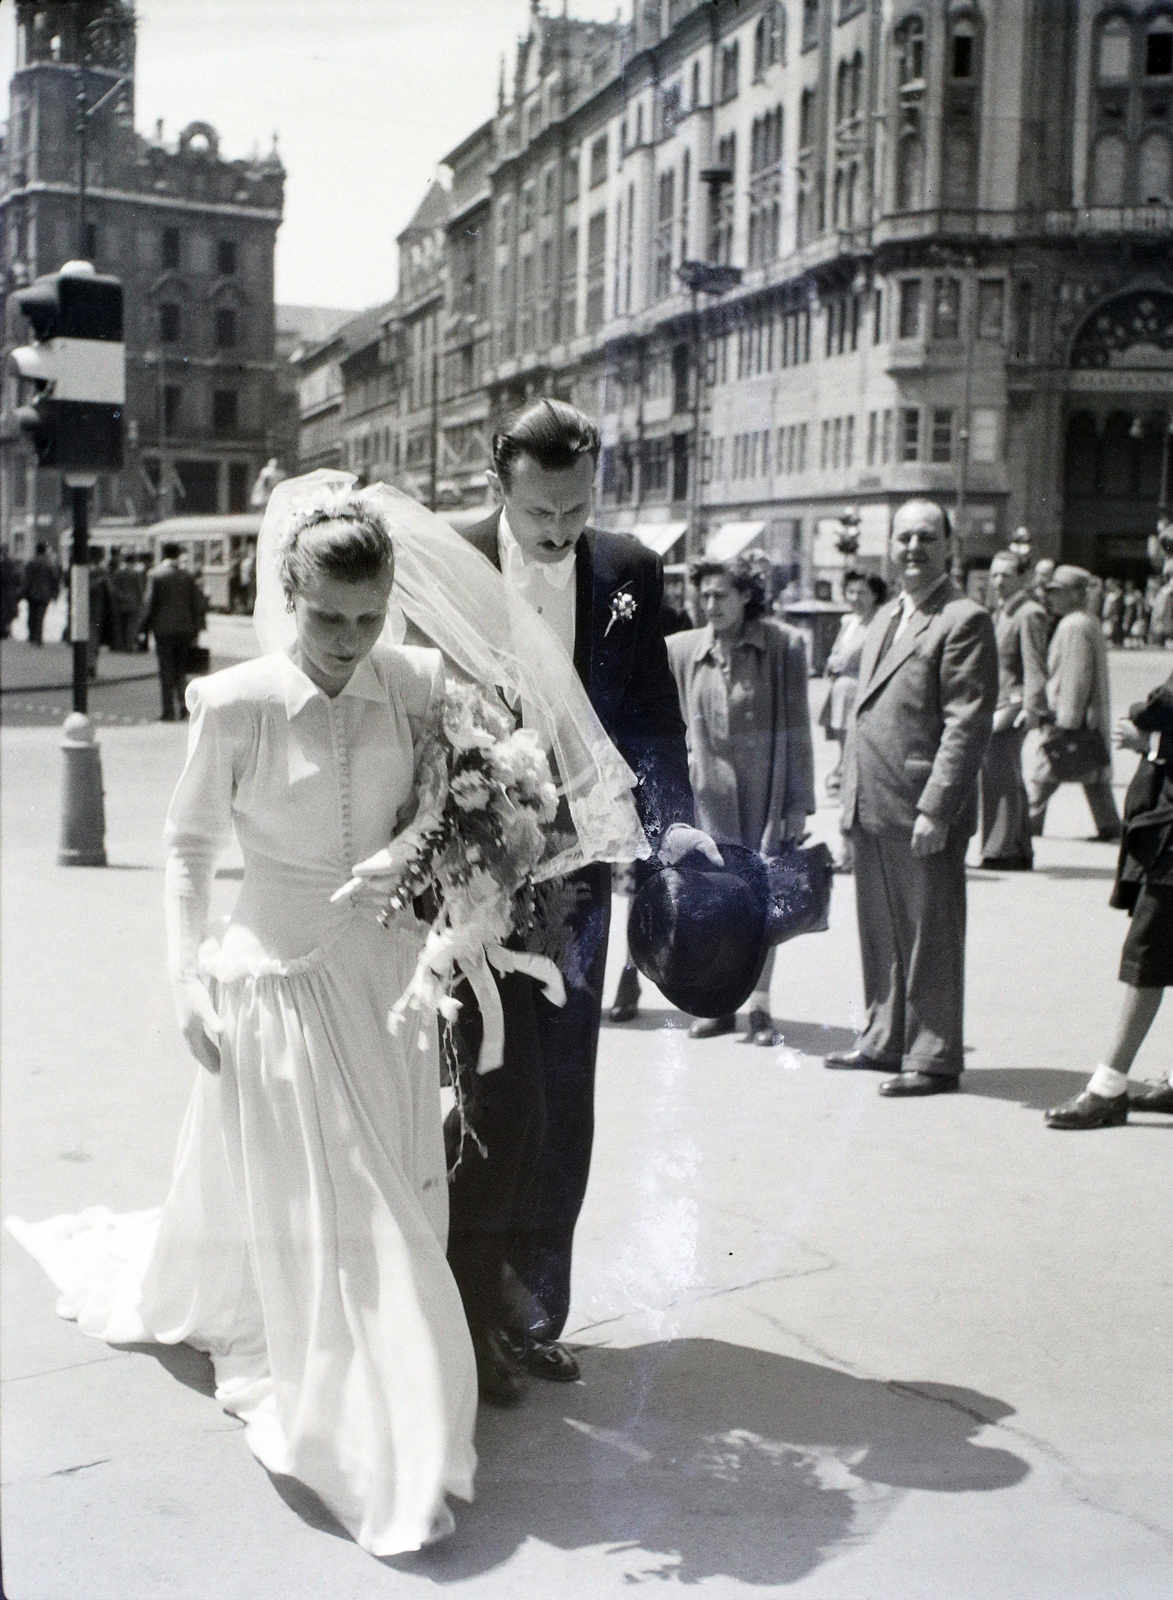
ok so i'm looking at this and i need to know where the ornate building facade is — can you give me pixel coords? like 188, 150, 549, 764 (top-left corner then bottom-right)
0, 0, 285, 555
471, 0, 1173, 581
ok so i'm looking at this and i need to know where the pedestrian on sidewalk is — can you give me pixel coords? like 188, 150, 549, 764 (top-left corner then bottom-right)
1, 549, 23, 637
107, 548, 145, 651
19, 543, 59, 646
1046, 669, 1173, 1128
666, 554, 816, 1047
821, 570, 887, 802
824, 499, 997, 1098
141, 542, 204, 720
1027, 565, 1122, 843
85, 547, 112, 679
978, 550, 1049, 869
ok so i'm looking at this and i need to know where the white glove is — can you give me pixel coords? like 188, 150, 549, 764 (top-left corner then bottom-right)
165, 840, 221, 1073
660, 823, 724, 867
172, 976, 222, 1075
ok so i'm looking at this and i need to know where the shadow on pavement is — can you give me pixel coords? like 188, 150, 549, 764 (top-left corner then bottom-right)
601, 1014, 858, 1055
122, 1339, 216, 1398
962, 1067, 1089, 1109
1033, 866, 1117, 882
390, 1339, 1029, 1586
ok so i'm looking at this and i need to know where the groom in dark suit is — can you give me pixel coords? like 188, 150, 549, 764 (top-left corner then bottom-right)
445, 399, 716, 1401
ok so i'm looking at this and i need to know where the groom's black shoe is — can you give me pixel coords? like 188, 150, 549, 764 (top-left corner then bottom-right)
522, 1339, 580, 1383
473, 1327, 524, 1406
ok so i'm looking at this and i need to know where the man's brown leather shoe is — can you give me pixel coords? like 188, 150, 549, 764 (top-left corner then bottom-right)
473, 1327, 524, 1405
878, 1070, 960, 1097
522, 1340, 580, 1383
1128, 1080, 1173, 1114
823, 1049, 894, 1071
1045, 1088, 1129, 1129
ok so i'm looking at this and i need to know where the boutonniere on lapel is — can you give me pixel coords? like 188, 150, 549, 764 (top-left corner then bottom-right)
605, 586, 637, 637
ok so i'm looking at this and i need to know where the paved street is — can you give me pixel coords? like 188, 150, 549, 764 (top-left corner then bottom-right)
1, 611, 258, 728
2, 650, 1171, 1599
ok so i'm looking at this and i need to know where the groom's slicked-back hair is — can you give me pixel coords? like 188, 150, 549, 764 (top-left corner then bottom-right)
491, 398, 601, 492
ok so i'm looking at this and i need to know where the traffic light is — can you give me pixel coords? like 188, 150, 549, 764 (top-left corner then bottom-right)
10, 260, 125, 473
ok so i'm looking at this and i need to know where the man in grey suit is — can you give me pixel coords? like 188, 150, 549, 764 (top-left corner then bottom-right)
978, 550, 1049, 868
825, 500, 998, 1096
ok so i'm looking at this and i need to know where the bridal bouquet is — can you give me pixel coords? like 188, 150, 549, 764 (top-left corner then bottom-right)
335, 679, 570, 1073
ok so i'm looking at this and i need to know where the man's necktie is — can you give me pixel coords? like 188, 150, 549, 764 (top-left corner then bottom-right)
875, 606, 903, 665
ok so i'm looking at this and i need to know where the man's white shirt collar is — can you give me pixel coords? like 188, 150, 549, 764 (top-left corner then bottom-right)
498, 508, 577, 590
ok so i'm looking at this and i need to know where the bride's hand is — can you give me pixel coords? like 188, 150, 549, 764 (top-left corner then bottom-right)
173, 977, 222, 1075
332, 828, 430, 904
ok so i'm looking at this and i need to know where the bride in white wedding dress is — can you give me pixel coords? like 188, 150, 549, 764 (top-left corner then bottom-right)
8, 475, 649, 1558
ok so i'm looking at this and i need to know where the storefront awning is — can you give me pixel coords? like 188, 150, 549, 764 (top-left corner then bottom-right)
705, 520, 765, 562
632, 521, 687, 556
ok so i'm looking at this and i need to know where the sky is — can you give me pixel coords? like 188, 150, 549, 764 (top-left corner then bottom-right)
0, 0, 629, 310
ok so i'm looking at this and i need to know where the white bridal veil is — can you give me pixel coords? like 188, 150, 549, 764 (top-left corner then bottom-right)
254, 470, 650, 872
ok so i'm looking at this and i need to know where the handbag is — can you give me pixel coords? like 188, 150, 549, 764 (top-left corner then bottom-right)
1040, 725, 1110, 784
763, 842, 834, 947
185, 642, 211, 677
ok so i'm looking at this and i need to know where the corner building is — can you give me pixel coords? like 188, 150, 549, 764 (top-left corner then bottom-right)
476, 0, 1172, 582
1, 0, 284, 555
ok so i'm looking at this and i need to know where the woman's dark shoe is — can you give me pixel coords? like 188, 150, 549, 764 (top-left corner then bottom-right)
608, 964, 641, 1024
688, 1013, 738, 1040
741, 1008, 783, 1046
1044, 1089, 1128, 1129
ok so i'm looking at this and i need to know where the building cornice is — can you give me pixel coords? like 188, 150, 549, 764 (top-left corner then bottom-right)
1, 181, 282, 223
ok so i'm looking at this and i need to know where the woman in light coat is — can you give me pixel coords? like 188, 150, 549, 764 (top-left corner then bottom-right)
668, 556, 816, 1046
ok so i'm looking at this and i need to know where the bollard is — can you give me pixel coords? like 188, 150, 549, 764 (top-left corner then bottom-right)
58, 712, 107, 867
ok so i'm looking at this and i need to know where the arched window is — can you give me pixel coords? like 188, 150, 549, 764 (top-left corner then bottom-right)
836, 59, 849, 122
1098, 14, 1132, 81
951, 16, 976, 78
1139, 131, 1173, 202
851, 52, 863, 116
770, 2, 785, 66
897, 135, 925, 209
691, 59, 701, 107
754, 17, 767, 80
1091, 133, 1127, 203
895, 15, 925, 86
1146, 12, 1173, 77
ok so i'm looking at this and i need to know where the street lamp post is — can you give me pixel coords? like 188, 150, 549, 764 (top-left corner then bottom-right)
677, 259, 742, 558
73, 30, 130, 259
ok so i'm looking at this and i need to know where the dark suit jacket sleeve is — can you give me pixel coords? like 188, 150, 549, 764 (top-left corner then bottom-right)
1130, 673, 1173, 737
613, 547, 695, 843
918, 605, 998, 826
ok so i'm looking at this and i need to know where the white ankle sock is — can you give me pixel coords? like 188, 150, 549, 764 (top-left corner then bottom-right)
1088, 1064, 1129, 1098
750, 989, 771, 1013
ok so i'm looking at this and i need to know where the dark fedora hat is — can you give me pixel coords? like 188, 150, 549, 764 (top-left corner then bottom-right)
627, 841, 771, 1018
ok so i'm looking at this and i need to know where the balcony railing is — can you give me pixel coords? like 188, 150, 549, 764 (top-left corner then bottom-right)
1042, 204, 1173, 236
